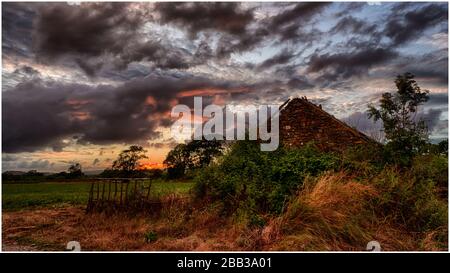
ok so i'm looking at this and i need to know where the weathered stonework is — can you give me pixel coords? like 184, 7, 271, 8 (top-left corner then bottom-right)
279, 97, 374, 151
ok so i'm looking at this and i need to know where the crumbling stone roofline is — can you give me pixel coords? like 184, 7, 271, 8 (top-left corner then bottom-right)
278, 96, 379, 150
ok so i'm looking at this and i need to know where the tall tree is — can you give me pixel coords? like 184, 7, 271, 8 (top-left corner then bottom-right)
68, 163, 83, 178
368, 72, 429, 165
164, 139, 224, 178
163, 143, 190, 178
112, 145, 148, 173
186, 139, 224, 168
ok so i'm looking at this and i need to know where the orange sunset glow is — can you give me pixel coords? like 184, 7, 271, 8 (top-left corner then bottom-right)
138, 161, 166, 170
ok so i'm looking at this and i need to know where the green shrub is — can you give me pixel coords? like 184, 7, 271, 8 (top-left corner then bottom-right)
412, 154, 448, 190
144, 230, 158, 243
341, 144, 385, 177
193, 141, 340, 216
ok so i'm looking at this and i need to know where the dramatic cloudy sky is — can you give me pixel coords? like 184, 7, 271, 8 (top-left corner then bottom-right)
2, 2, 448, 172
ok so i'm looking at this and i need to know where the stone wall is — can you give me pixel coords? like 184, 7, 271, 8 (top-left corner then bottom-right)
279, 97, 373, 151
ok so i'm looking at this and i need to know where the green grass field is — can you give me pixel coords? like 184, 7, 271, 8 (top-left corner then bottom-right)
2, 180, 194, 211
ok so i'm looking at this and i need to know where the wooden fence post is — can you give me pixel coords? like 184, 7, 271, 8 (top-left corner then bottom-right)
87, 181, 94, 212
86, 178, 154, 213
120, 181, 123, 206
101, 180, 106, 201
107, 180, 111, 201
125, 181, 130, 204
96, 181, 100, 201
146, 180, 152, 200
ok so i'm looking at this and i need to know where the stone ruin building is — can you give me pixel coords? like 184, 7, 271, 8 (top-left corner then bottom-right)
279, 97, 375, 152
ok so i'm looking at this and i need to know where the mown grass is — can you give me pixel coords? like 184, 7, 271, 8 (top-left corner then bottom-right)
2, 180, 193, 211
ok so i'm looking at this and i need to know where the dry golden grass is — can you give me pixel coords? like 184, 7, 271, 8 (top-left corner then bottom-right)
2, 196, 249, 251
268, 172, 446, 251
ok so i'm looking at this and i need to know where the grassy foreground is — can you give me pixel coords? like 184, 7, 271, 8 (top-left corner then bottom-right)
2, 171, 447, 251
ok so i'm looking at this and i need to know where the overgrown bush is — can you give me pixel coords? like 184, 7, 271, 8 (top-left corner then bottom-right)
193, 141, 340, 215
412, 154, 448, 192
341, 143, 385, 177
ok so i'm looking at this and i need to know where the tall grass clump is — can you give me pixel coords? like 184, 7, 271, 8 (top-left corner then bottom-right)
371, 167, 447, 232
412, 154, 448, 193
274, 172, 377, 250
341, 143, 385, 178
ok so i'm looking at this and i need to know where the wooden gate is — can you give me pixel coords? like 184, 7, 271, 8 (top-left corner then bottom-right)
86, 178, 159, 213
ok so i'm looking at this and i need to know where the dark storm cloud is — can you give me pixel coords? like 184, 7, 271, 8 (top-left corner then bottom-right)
155, 2, 329, 59
112, 42, 192, 71
419, 108, 445, 131
74, 59, 103, 78
268, 2, 330, 30
34, 3, 144, 58
330, 16, 377, 35
306, 3, 447, 87
216, 3, 329, 58
2, 74, 242, 153
428, 93, 449, 107
256, 49, 296, 71
271, 64, 316, 90
393, 49, 448, 86
342, 106, 446, 143
32, 2, 192, 75
154, 2, 273, 60
267, 2, 330, 43
410, 68, 448, 85
13, 65, 40, 77
385, 3, 448, 46
341, 111, 384, 141
18, 1, 330, 75
154, 2, 262, 59
307, 47, 398, 81
155, 2, 253, 38
334, 2, 365, 17
193, 39, 215, 64
215, 29, 269, 58
287, 76, 314, 90
2, 2, 35, 58
3, 80, 91, 153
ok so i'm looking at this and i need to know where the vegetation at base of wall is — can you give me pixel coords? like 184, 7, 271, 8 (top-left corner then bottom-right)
193, 141, 340, 215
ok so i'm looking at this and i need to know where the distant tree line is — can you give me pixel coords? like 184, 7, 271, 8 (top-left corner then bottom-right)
3, 163, 85, 182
